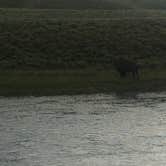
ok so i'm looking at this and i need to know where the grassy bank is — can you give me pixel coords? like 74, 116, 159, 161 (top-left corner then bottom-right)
0, 68, 165, 96
0, 9, 166, 70
0, 9, 166, 95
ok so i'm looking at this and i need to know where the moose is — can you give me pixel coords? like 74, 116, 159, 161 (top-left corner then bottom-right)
113, 57, 140, 79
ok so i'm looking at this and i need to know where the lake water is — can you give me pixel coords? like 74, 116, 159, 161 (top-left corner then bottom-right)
1, 93, 166, 166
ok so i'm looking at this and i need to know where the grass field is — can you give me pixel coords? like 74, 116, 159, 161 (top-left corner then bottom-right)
0, 9, 166, 95
0, 9, 166, 69
0, 68, 165, 96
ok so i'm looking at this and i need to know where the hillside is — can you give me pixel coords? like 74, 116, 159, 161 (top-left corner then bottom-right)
0, 0, 166, 9
0, 9, 165, 95
0, 0, 128, 9
0, 9, 166, 70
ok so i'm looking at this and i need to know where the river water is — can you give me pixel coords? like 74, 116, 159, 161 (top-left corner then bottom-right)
1, 93, 166, 166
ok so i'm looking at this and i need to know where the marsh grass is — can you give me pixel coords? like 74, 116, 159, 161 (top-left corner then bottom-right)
0, 9, 166, 70
0, 9, 165, 95
0, 68, 165, 96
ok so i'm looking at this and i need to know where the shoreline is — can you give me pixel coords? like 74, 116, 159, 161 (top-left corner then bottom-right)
0, 69, 166, 96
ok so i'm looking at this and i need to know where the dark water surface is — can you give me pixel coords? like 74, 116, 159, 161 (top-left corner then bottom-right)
1, 93, 166, 166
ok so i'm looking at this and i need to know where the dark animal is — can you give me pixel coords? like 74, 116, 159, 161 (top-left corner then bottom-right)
113, 57, 140, 79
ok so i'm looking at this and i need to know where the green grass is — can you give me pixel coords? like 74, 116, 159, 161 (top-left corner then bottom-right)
0, 9, 165, 95
0, 9, 166, 70
1, 9, 166, 20
0, 68, 165, 96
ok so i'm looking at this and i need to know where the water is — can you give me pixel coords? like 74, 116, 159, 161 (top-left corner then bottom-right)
1, 93, 166, 166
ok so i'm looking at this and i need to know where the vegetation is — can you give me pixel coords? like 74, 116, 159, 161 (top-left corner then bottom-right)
0, 9, 166, 70
0, 0, 166, 9
0, 68, 166, 96
0, 9, 165, 95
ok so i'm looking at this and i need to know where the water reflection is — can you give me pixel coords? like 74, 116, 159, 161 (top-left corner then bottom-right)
0, 92, 166, 165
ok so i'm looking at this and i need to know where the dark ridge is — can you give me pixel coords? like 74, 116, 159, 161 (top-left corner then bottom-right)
0, 0, 166, 9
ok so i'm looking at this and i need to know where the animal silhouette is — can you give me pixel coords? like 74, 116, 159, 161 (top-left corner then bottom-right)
113, 57, 140, 79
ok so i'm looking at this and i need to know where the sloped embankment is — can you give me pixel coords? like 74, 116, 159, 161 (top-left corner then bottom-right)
0, 9, 166, 70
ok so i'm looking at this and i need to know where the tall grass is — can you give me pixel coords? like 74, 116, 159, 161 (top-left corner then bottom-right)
0, 9, 165, 95
0, 68, 165, 96
0, 9, 166, 69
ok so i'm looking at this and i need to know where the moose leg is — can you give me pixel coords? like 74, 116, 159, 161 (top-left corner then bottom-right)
132, 71, 136, 79
120, 71, 126, 78
135, 69, 139, 80
133, 71, 139, 80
